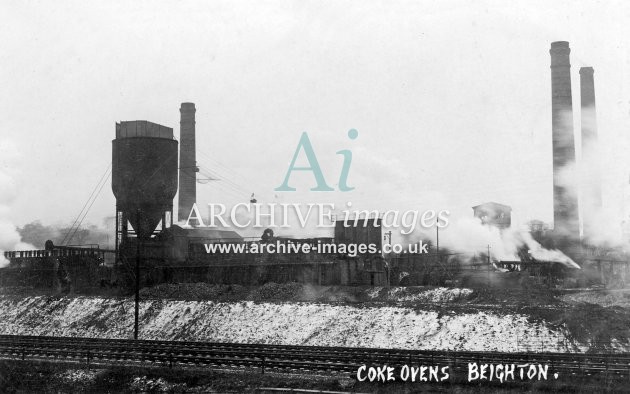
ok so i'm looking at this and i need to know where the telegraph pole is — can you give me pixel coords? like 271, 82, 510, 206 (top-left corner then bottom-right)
134, 209, 140, 340
383, 231, 392, 291
487, 244, 491, 287
436, 226, 439, 263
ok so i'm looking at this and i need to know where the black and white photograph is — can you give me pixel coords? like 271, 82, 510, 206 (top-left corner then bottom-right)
1, 1, 630, 392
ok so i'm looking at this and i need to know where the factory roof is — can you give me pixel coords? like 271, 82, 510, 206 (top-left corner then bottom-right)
115, 120, 173, 139
164, 225, 243, 242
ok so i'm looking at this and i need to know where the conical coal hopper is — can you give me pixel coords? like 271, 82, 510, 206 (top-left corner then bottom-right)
112, 121, 179, 241
128, 208, 164, 240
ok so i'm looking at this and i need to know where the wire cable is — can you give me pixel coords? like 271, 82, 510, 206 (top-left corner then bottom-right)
65, 168, 112, 245
61, 164, 111, 245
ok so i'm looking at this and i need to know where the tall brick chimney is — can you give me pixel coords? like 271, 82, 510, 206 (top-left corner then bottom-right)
178, 102, 197, 222
550, 41, 579, 238
580, 67, 602, 208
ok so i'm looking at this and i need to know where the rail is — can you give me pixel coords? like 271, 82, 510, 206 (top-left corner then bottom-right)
0, 335, 629, 378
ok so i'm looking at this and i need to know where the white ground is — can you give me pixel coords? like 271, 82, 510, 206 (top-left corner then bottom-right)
379, 286, 474, 302
0, 295, 575, 352
562, 290, 630, 308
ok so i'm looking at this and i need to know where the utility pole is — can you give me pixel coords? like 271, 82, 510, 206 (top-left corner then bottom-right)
487, 244, 491, 287
436, 226, 439, 263
134, 209, 140, 340
383, 231, 392, 291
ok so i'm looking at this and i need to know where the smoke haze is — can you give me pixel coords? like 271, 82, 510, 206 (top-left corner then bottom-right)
0, 140, 35, 267
17, 221, 113, 250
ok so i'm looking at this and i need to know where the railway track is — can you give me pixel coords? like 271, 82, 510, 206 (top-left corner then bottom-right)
0, 335, 629, 378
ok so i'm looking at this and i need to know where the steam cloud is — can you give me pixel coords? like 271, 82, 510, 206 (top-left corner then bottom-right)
431, 216, 580, 269
579, 105, 625, 247
0, 141, 35, 267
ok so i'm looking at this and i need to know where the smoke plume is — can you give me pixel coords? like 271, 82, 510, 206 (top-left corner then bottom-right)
578, 104, 625, 247
17, 221, 113, 250
423, 215, 579, 269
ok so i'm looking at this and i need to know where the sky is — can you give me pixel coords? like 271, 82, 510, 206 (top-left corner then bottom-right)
2, 0, 630, 243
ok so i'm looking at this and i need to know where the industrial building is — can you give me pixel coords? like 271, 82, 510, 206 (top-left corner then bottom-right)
1, 41, 629, 292
108, 103, 393, 288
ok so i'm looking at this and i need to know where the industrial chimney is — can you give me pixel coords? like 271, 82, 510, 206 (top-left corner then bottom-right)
580, 67, 602, 207
550, 41, 579, 239
178, 102, 197, 222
